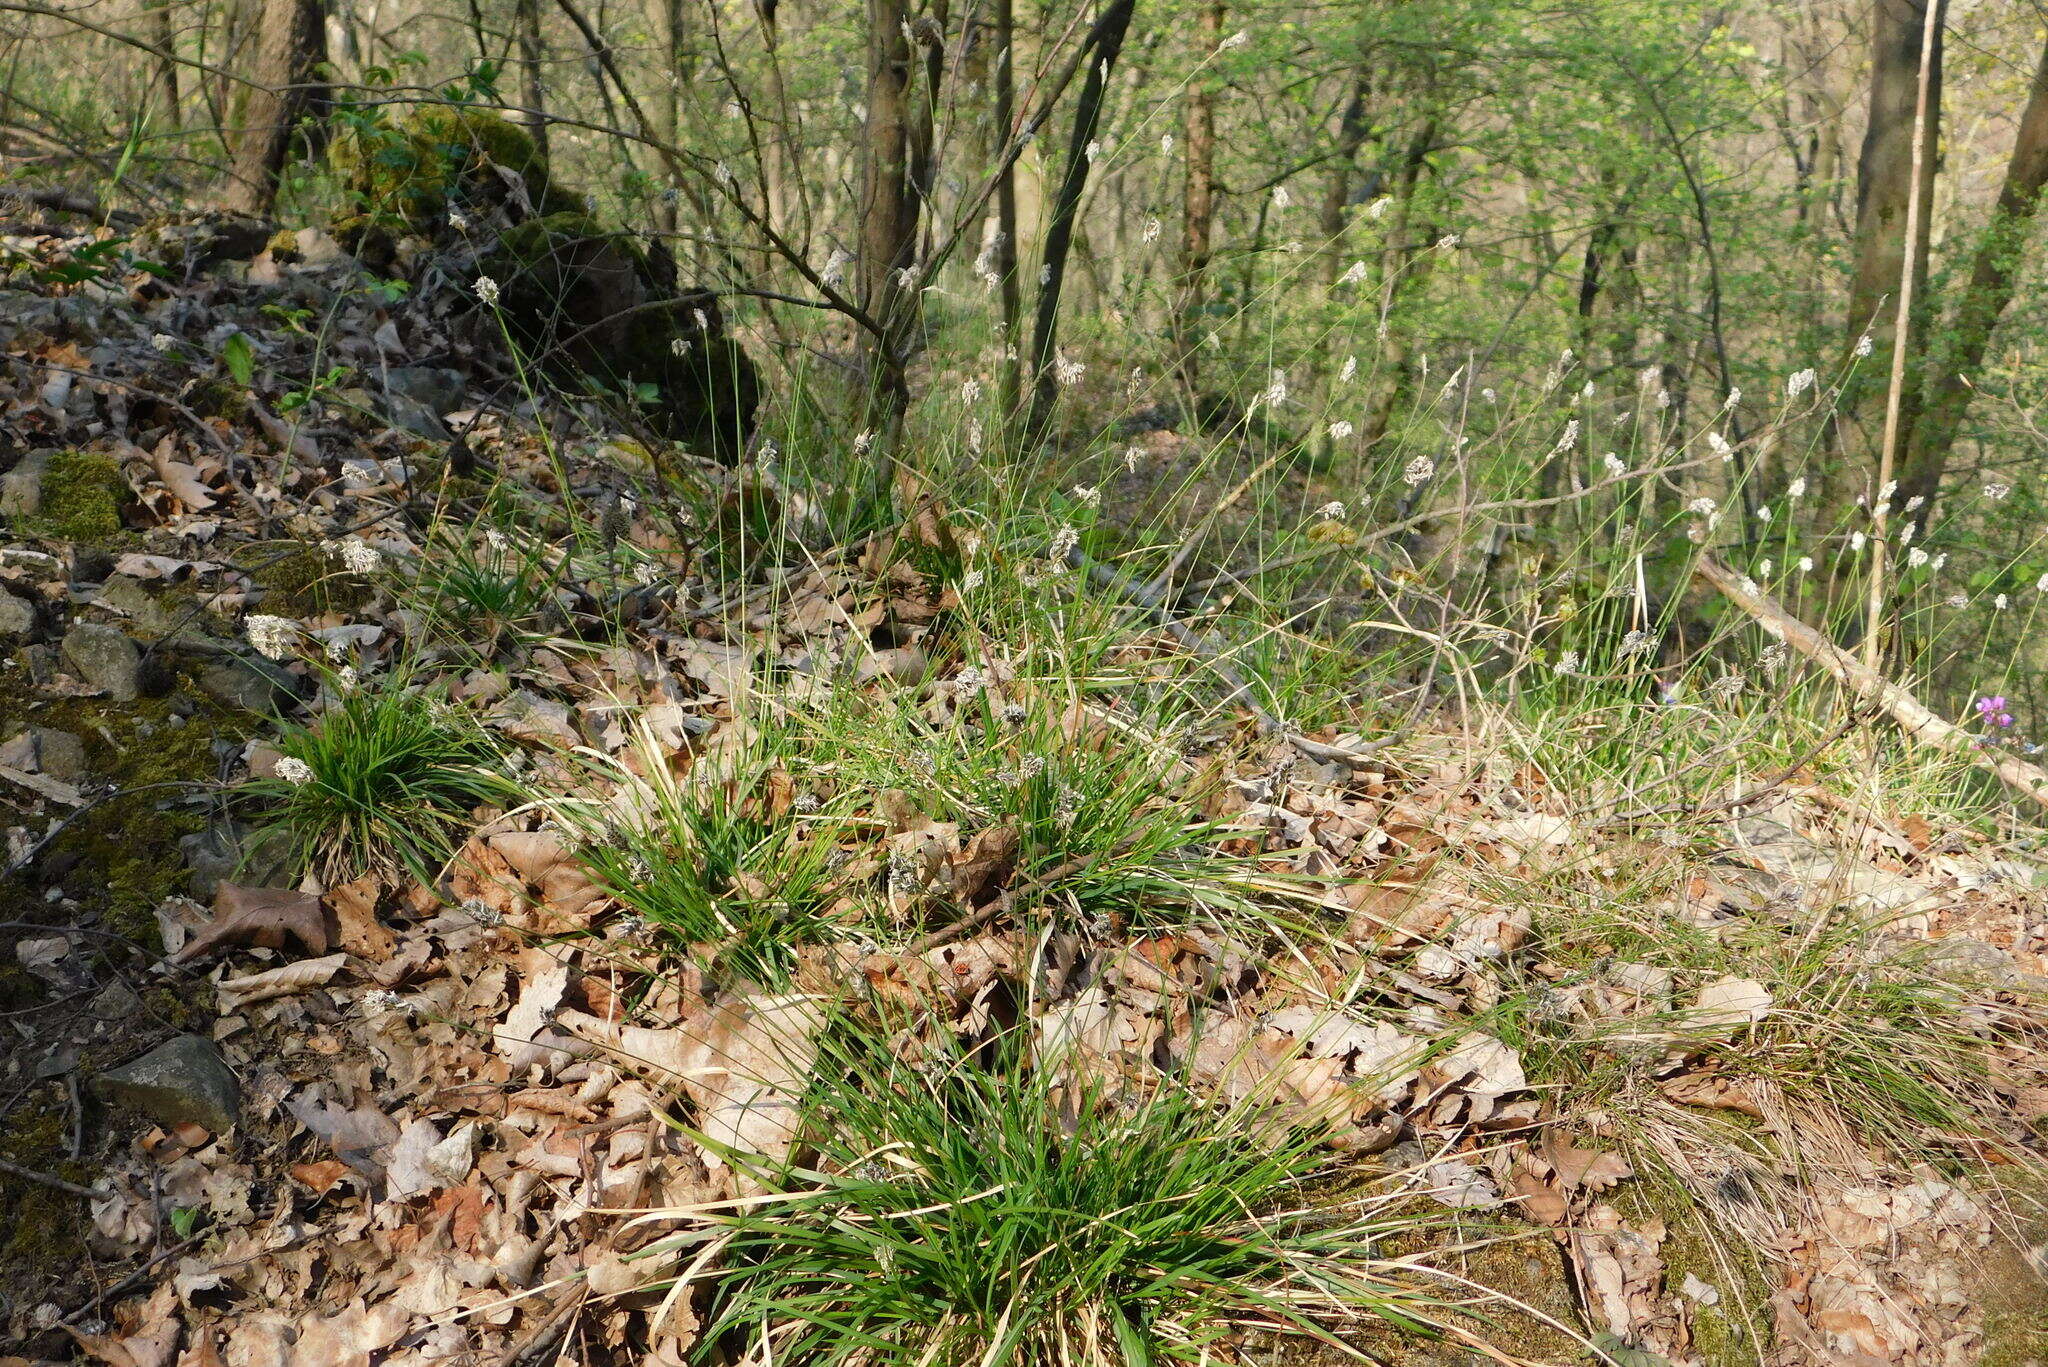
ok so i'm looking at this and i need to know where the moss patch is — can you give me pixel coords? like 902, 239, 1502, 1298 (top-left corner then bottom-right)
0, 662, 242, 948
333, 105, 570, 233
238, 540, 371, 615
0, 1102, 93, 1276
29, 449, 129, 542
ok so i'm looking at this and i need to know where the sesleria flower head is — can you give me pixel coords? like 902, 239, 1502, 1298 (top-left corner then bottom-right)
1340, 260, 1368, 286
1327, 419, 1354, 440
1403, 456, 1435, 486
1271, 185, 1291, 210
1708, 431, 1733, 461
1620, 629, 1654, 657
1786, 367, 1816, 399
1554, 651, 1581, 675
151, 332, 177, 353
1851, 531, 1867, 552
1855, 333, 1874, 357
1264, 369, 1288, 407
1049, 525, 1080, 561
1798, 556, 1814, 573
1603, 453, 1627, 478
274, 756, 315, 785
1907, 547, 1929, 568
1053, 354, 1085, 386
1985, 481, 2013, 501
1788, 476, 1807, 499
245, 614, 299, 660
474, 275, 500, 305
1367, 196, 1393, 220
1072, 484, 1100, 509
1316, 501, 1347, 521
1687, 497, 1717, 516
1220, 28, 1248, 48
1143, 217, 1161, 242
1339, 355, 1358, 383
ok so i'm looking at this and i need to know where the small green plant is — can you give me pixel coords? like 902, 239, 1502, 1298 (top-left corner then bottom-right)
562, 734, 844, 982
412, 525, 563, 649
667, 1022, 1446, 1367
243, 672, 508, 883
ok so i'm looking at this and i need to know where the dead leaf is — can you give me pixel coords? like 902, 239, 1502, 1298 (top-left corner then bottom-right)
170, 885, 332, 964
1688, 975, 1772, 1033
215, 953, 346, 1009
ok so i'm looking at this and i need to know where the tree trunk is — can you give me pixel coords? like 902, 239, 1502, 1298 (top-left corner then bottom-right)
1173, 0, 1221, 395
1896, 32, 2048, 517
1359, 115, 1437, 458
516, 0, 548, 162
222, 0, 326, 216
1842, 0, 1945, 452
1316, 72, 1371, 288
1026, 0, 1138, 438
992, 0, 1023, 427
858, 0, 921, 434
147, 0, 180, 127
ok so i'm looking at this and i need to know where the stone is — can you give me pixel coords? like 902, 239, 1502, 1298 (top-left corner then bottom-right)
383, 366, 466, 418
60, 622, 142, 700
91, 575, 175, 637
94, 1034, 239, 1133
0, 588, 37, 640
179, 820, 293, 898
0, 450, 50, 517
198, 656, 300, 714
0, 726, 88, 782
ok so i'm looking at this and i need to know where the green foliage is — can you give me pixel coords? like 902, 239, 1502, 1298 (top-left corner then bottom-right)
570, 739, 844, 984
241, 671, 508, 883
686, 1023, 1445, 1367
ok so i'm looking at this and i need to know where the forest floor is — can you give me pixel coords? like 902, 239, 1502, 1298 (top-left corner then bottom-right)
5, 205, 2048, 1367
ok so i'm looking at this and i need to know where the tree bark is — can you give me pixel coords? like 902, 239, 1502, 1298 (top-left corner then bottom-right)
1173, 0, 1221, 395
515, 0, 548, 161
1842, 0, 1944, 451
992, 0, 1023, 426
1316, 71, 1371, 288
147, 0, 180, 127
1895, 33, 2048, 519
221, 0, 326, 216
858, 0, 922, 434
1027, 0, 1138, 438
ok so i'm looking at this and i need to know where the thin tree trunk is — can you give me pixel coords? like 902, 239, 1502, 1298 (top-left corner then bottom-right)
221, 0, 326, 216
1316, 72, 1370, 288
993, 0, 1023, 427
858, 0, 921, 435
147, 0, 179, 127
1026, 0, 1138, 438
1174, 0, 1221, 396
1359, 115, 1437, 457
1896, 33, 2048, 519
1843, 0, 1945, 455
515, 0, 548, 161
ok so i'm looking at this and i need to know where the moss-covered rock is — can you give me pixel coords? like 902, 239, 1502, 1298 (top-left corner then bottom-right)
484, 212, 759, 454
13, 449, 130, 542
328, 105, 759, 454
333, 105, 577, 239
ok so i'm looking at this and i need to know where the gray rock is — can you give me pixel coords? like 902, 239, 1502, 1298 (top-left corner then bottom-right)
0, 725, 88, 781
198, 655, 299, 714
0, 450, 50, 518
0, 588, 36, 640
94, 1034, 239, 1133
380, 367, 466, 440
60, 622, 142, 700
179, 819, 292, 898
91, 575, 174, 637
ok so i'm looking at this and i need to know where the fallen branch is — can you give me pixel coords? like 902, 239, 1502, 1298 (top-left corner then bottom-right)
1696, 555, 2048, 812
